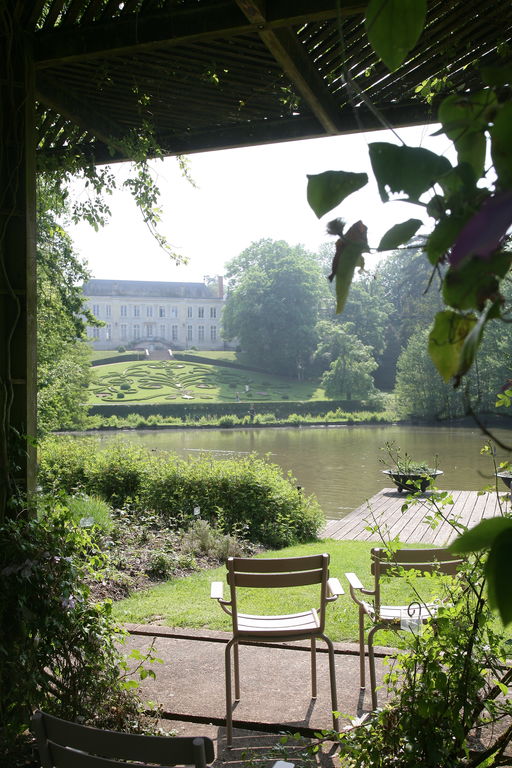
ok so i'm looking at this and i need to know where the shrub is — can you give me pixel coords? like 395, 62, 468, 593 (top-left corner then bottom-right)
181, 518, 247, 560
140, 453, 323, 547
0, 509, 141, 759
64, 494, 114, 534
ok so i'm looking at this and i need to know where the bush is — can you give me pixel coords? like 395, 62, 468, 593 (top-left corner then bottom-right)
181, 518, 247, 560
38, 440, 324, 548
0, 510, 140, 760
65, 494, 114, 534
140, 453, 323, 547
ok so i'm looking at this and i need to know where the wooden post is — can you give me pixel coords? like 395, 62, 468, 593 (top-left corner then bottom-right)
0, 6, 37, 520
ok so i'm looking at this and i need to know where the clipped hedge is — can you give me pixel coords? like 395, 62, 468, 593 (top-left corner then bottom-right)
38, 438, 324, 548
88, 398, 376, 419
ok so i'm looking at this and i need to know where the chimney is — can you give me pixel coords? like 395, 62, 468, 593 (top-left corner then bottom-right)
217, 275, 224, 299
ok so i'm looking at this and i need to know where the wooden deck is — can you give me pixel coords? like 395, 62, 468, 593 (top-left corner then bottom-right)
322, 488, 510, 545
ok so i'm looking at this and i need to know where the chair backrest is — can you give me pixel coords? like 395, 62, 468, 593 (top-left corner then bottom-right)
31, 710, 215, 768
370, 547, 463, 612
226, 554, 330, 632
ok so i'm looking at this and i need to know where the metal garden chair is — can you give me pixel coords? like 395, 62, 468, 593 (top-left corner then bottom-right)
211, 553, 344, 746
31, 709, 215, 768
345, 546, 463, 708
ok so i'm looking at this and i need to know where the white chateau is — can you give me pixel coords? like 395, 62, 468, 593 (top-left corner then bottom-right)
84, 277, 228, 351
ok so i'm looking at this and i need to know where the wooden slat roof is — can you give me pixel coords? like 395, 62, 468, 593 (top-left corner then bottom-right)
16, 0, 512, 165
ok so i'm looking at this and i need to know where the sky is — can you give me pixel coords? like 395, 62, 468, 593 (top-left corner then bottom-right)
69, 122, 452, 284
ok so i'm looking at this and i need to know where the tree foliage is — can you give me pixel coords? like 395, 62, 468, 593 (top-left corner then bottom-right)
222, 240, 327, 376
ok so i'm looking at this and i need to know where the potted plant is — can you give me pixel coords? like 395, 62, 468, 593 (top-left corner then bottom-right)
496, 462, 512, 490
380, 442, 443, 494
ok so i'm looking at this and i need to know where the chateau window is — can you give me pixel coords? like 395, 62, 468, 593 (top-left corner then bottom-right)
105, 305, 111, 318
146, 306, 153, 318
92, 327, 100, 339
92, 304, 100, 316
120, 324, 127, 340
171, 307, 178, 318
133, 305, 140, 317
198, 325, 204, 341
187, 325, 193, 341
210, 325, 217, 341
120, 305, 127, 317
210, 307, 217, 319
133, 324, 140, 340
171, 325, 178, 341
105, 324, 112, 340
159, 306, 165, 317
187, 306, 193, 318
160, 324, 166, 338
146, 323, 155, 337
198, 307, 204, 318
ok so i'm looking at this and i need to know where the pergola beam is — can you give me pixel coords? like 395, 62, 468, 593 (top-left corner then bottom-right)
33, 0, 365, 68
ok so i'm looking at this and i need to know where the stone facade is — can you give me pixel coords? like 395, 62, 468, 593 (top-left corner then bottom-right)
83, 278, 228, 351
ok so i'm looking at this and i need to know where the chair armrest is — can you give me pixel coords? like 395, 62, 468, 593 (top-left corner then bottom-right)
345, 572, 364, 590
327, 577, 344, 596
210, 581, 224, 600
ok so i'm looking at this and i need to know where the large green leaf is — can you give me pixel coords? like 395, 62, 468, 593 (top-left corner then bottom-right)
457, 303, 497, 384
450, 517, 512, 554
443, 251, 512, 310
486, 528, 512, 626
333, 221, 368, 314
369, 143, 452, 202
428, 310, 477, 382
377, 218, 422, 251
490, 102, 512, 189
438, 91, 496, 178
425, 215, 469, 265
306, 171, 368, 219
365, 0, 426, 72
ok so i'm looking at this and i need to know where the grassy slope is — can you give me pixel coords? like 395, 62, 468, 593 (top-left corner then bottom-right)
88, 359, 326, 405
112, 540, 443, 644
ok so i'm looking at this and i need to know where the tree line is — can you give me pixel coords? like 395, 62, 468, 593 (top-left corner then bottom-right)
222, 238, 512, 419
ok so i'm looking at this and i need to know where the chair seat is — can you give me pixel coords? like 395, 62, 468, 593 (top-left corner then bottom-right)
236, 608, 320, 637
363, 600, 439, 624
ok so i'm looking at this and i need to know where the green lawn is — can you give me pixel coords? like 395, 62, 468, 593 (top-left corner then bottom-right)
112, 540, 446, 644
88, 359, 326, 405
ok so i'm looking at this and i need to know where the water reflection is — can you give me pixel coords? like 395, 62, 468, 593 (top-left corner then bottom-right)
87, 424, 512, 519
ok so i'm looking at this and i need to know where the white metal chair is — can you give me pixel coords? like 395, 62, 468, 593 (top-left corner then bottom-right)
345, 547, 463, 708
211, 553, 344, 746
31, 709, 215, 768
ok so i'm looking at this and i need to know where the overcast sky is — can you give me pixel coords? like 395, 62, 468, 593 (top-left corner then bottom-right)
69, 122, 452, 283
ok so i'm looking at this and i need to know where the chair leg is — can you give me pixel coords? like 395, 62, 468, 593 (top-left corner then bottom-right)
359, 606, 366, 689
367, 626, 379, 710
321, 634, 339, 732
234, 640, 240, 701
225, 638, 236, 747
310, 637, 317, 698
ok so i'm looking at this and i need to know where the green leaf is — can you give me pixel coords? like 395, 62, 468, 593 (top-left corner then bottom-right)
377, 219, 422, 251
450, 517, 512, 553
425, 215, 469, 265
306, 171, 368, 219
486, 528, 512, 626
457, 303, 496, 383
369, 143, 452, 202
333, 223, 368, 313
365, 0, 426, 72
428, 310, 477, 382
490, 103, 512, 189
443, 251, 512, 311
438, 91, 496, 178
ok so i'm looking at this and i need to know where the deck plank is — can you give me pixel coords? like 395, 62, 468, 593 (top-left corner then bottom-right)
322, 489, 510, 545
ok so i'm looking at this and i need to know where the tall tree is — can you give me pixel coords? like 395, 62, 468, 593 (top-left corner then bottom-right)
314, 321, 378, 400
37, 177, 95, 433
222, 240, 327, 376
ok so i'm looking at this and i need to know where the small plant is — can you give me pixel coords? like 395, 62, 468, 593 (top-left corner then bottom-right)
65, 494, 114, 534
380, 441, 438, 475
146, 551, 176, 579
181, 518, 246, 560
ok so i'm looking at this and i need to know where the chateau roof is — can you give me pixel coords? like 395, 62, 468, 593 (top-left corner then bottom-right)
83, 279, 218, 299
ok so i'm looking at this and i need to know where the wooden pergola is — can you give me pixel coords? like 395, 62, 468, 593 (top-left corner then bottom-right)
1, 0, 511, 515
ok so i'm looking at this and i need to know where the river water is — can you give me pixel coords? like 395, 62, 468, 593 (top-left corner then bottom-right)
85, 424, 512, 519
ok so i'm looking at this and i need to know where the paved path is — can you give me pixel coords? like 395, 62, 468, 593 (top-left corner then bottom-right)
322, 488, 509, 545
124, 625, 391, 762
